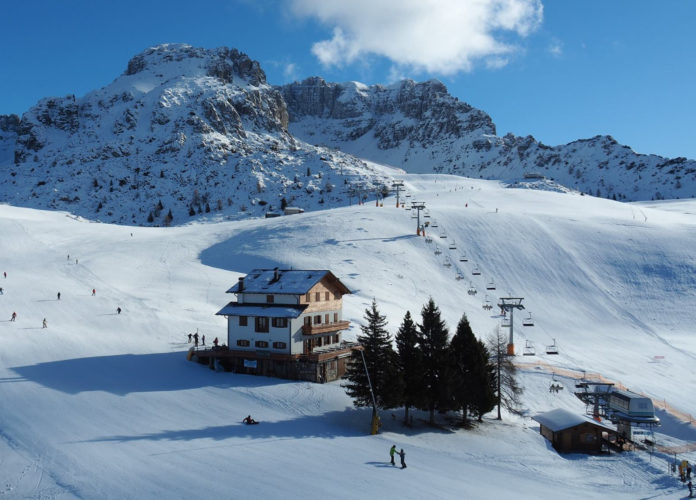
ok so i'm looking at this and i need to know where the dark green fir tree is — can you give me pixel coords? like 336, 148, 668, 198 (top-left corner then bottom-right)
417, 298, 452, 424
395, 310, 423, 425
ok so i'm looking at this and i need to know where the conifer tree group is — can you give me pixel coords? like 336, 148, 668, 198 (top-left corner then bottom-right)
343, 297, 512, 428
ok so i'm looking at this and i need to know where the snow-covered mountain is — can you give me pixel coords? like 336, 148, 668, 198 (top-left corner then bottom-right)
281, 77, 696, 201
2, 43, 695, 227
0, 45, 391, 225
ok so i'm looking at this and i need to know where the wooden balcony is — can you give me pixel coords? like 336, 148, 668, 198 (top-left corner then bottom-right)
302, 320, 350, 336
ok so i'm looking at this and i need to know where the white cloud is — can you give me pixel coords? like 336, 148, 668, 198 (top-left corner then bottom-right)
548, 38, 563, 58
283, 62, 299, 82
290, 0, 543, 74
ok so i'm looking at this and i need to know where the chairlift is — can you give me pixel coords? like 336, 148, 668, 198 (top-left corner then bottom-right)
523, 340, 536, 356
472, 266, 481, 275
449, 241, 457, 250
425, 236, 433, 243
545, 338, 559, 355
440, 231, 447, 238
523, 312, 534, 327
456, 272, 464, 281
434, 247, 442, 255
501, 317, 511, 328
443, 257, 452, 268
431, 220, 439, 228
486, 279, 496, 290
482, 296, 492, 311
459, 253, 468, 262
424, 210, 431, 218
467, 283, 477, 296
405, 193, 412, 198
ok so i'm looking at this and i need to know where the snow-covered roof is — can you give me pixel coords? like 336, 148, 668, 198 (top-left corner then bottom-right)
532, 408, 616, 433
215, 303, 307, 318
227, 269, 351, 295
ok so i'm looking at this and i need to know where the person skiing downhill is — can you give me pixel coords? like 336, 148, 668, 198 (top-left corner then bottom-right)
42, 318, 47, 329
399, 449, 407, 469
389, 445, 397, 466
10, 311, 16, 322
92, 288, 96, 296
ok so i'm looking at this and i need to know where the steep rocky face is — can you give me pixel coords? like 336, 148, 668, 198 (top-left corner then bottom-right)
1, 44, 388, 225
282, 79, 696, 201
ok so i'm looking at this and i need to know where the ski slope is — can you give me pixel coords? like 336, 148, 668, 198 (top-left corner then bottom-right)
1, 174, 695, 499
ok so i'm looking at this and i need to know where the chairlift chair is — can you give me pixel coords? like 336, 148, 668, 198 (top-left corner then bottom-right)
459, 253, 468, 262
449, 241, 457, 250
523, 340, 536, 356
523, 312, 534, 327
467, 283, 477, 296
440, 231, 447, 238
424, 211, 431, 218
472, 266, 481, 275
434, 247, 442, 255
501, 317, 511, 328
486, 279, 496, 290
456, 272, 464, 280
443, 257, 452, 268
545, 339, 559, 355
431, 220, 439, 228
425, 236, 433, 243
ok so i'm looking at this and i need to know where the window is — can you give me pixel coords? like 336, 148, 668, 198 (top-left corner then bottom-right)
239, 316, 248, 326
255, 340, 269, 348
333, 313, 338, 323
272, 317, 288, 328
315, 292, 321, 302
236, 339, 250, 347
325, 291, 330, 301
314, 315, 322, 325
255, 317, 269, 333
266, 295, 274, 304
325, 314, 329, 324
272, 341, 287, 349
333, 334, 340, 344
334, 292, 340, 300
305, 292, 311, 302
304, 316, 311, 327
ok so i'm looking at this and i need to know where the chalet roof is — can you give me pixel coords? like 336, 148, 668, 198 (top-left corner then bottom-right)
216, 303, 308, 318
532, 408, 616, 433
227, 269, 351, 295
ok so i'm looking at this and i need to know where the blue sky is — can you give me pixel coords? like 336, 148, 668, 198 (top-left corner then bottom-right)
1, 0, 694, 159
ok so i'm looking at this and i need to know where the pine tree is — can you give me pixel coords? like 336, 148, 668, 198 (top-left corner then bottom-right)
469, 339, 496, 422
449, 314, 479, 425
487, 327, 524, 420
343, 299, 401, 409
395, 310, 422, 425
417, 298, 451, 424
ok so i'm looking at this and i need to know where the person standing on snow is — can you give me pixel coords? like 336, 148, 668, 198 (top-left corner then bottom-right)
193, 332, 199, 347
92, 288, 96, 296
389, 445, 397, 466
201, 334, 205, 346
399, 449, 407, 469
188, 333, 192, 343
117, 307, 122, 314
57, 292, 61, 300
10, 311, 16, 322
42, 318, 47, 329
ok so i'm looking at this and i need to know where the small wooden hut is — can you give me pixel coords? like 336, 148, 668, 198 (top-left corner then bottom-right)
533, 408, 616, 454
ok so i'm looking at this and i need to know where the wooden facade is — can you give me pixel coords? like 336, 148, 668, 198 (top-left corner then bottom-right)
534, 409, 616, 454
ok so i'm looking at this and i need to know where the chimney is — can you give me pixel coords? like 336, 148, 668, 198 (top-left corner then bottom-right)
274, 267, 279, 281
238, 276, 245, 292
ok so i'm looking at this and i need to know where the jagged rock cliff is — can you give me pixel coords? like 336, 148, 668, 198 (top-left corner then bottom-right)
0, 45, 389, 225
281, 78, 696, 201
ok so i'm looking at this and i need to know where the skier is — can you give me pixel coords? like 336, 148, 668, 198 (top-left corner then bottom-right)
42, 318, 47, 329
389, 445, 397, 466
67, 254, 70, 261
0, 287, 3, 294
399, 449, 407, 469
117, 307, 122, 315
213, 337, 219, 347
75, 259, 78, 265
243, 415, 258, 425
188, 333, 192, 343
57, 292, 61, 300
193, 332, 199, 347
201, 334, 205, 346
92, 288, 96, 296
688, 480, 693, 498
3, 272, 6, 278
10, 311, 16, 322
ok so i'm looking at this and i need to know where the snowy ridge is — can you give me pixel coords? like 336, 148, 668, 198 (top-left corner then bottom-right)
281, 77, 696, 201
0, 174, 695, 498
0, 45, 391, 225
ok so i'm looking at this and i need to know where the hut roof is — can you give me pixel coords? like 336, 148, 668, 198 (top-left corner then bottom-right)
532, 408, 616, 433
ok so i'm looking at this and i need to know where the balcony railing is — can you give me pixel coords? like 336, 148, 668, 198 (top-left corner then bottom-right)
302, 320, 350, 336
